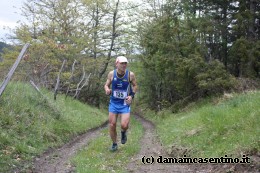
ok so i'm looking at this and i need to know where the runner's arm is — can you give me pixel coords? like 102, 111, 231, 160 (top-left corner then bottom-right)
125, 71, 137, 104
130, 71, 137, 97
104, 71, 113, 95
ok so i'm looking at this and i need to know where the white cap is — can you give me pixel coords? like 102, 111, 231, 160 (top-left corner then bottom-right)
116, 56, 128, 63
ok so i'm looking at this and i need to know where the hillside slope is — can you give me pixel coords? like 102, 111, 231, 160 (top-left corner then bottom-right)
142, 91, 259, 160
0, 82, 107, 172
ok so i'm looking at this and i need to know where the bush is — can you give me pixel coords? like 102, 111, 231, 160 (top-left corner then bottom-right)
196, 59, 237, 95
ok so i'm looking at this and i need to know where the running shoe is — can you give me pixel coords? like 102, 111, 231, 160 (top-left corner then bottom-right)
121, 131, 127, 144
110, 143, 118, 151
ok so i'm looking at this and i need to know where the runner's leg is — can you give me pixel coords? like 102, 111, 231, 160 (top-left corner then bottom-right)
120, 113, 130, 131
120, 113, 130, 144
109, 112, 118, 143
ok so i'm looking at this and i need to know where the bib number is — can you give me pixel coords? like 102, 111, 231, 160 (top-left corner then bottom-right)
113, 90, 127, 99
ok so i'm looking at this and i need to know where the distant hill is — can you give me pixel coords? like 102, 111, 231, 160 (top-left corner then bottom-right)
0, 41, 11, 52
0, 41, 12, 61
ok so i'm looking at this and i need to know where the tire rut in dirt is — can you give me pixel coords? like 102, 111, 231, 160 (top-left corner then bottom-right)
127, 114, 259, 173
127, 114, 194, 173
32, 121, 108, 173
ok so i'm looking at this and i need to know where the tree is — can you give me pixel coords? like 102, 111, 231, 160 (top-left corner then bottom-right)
137, 0, 236, 111
1, 0, 141, 106
228, 0, 260, 77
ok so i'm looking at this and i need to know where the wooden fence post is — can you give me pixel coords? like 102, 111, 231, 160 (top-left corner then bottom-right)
0, 43, 30, 98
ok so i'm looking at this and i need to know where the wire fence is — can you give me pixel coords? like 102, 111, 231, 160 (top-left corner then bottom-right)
0, 43, 91, 103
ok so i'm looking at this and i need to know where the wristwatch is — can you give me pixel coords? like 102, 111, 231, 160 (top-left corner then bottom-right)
131, 92, 135, 99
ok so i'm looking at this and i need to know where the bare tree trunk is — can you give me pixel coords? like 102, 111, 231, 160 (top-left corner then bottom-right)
248, 0, 257, 76
74, 72, 91, 99
222, 3, 228, 68
54, 59, 66, 100
248, 0, 257, 41
93, 2, 99, 60
98, 0, 120, 79
66, 60, 77, 98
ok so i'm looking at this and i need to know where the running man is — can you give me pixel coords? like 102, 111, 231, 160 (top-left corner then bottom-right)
104, 56, 137, 151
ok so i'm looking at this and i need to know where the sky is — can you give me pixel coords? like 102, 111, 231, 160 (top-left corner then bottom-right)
0, 0, 139, 43
0, 0, 26, 42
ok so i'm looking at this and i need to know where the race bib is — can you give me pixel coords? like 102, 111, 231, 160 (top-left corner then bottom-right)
113, 90, 127, 99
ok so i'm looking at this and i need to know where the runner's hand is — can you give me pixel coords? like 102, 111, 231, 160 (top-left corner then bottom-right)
105, 89, 111, 95
125, 96, 132, 105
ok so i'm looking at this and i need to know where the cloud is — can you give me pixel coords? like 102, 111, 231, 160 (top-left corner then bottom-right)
0, 20, 18, 29
0, 0, 24, 41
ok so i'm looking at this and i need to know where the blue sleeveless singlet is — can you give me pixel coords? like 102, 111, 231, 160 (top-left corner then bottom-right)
109, 69, 131, 114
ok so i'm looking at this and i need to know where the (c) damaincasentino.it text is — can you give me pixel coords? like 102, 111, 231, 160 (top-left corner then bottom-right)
142, 155, 250, 164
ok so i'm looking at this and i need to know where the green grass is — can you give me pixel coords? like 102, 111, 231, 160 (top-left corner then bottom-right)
0, 82, 107, 172
143, 91, 260, 158
72, 116, 143, 173
1, 81, 259, 172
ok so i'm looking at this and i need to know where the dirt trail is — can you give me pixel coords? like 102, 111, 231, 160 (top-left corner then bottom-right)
32, 121, 108, 173
127, 114, 259, 173
127, 114, 194, 173
30, 114, 258, 173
